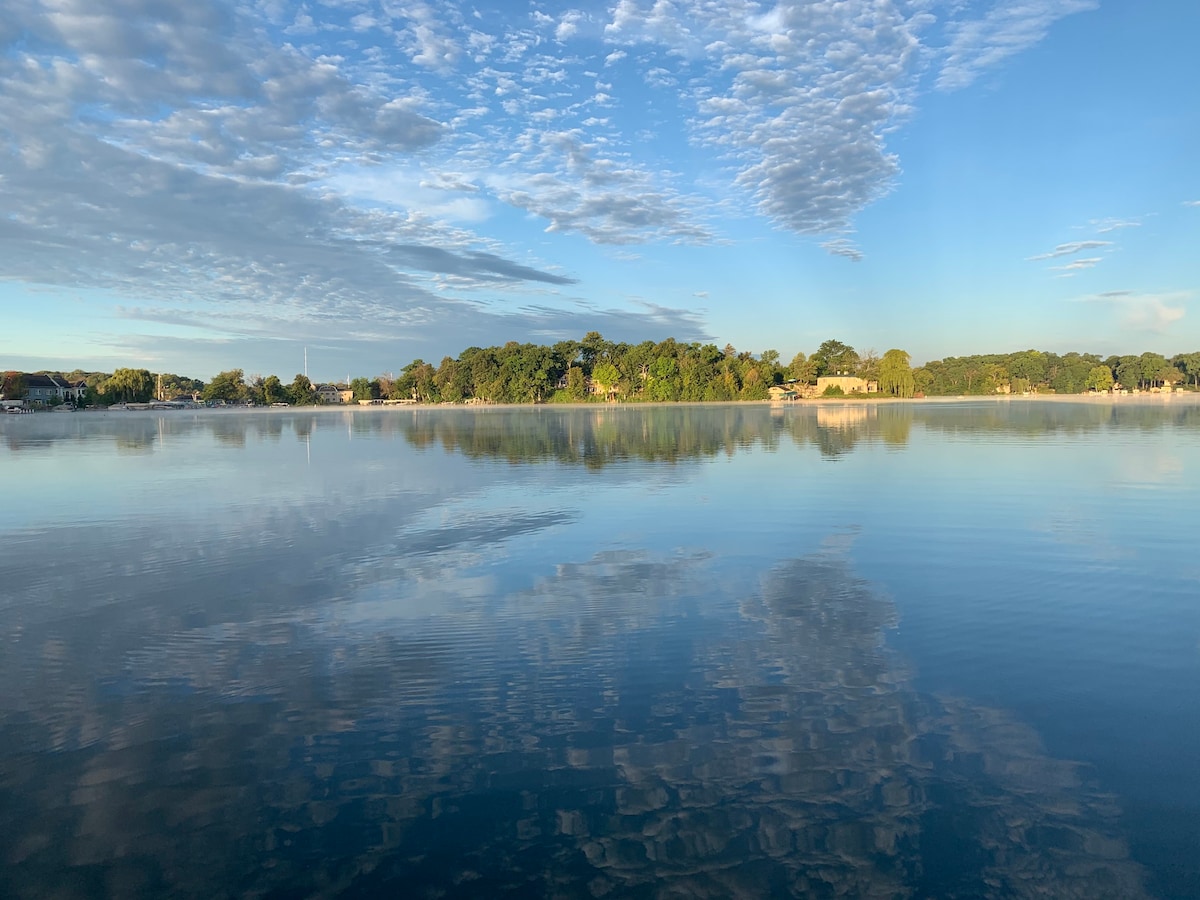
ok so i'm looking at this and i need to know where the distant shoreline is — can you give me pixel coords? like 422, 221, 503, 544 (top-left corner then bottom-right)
29, 391, 1198, 415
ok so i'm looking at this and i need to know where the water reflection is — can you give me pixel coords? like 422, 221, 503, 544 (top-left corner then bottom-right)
0, 536, 1148, 898
3, 400, 1200, 460
3, 402, 1197, 897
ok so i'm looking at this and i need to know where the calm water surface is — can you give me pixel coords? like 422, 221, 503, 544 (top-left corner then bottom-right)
2, 402, 1198, 898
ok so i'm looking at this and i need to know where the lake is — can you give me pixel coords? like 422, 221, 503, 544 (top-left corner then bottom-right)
2, 401, 1198, 899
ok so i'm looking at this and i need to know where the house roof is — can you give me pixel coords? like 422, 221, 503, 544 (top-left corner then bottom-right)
23, 374, 66, 389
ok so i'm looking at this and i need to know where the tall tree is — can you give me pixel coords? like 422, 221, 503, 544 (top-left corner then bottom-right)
878, 349, 915, 398
203, 369, 246, 403
435, 357, 471, 403
1086, 366, 1114, 392
812, 339, 859, 377
289, 374, 315, 405
1009, 351, 1047, 389
758, 349, 782, 386
591, 362, 621, 401
262, 375, 286, 404
104, 368, 155, 403
565, 367, 587, 401
1174, 351, 1200, 387
788, 352, 817, 383
1114, 356, 1143, 390
1139, 352, 1169, 389
580, 331, 613, 370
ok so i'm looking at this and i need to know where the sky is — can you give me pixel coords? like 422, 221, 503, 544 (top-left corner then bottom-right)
1, 0, 1197, 382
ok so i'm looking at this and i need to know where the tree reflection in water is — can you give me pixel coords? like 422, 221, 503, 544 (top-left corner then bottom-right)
3, 400, 1199, 459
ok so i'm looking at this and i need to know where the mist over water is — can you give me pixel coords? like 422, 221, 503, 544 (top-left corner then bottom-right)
2, 402, 1198, 898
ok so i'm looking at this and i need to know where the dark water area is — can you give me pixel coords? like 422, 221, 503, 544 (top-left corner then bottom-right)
1, 401, 1198, 898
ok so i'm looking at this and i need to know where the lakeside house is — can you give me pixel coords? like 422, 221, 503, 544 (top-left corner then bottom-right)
313, 383, 354, 404
815, 375, 878, 395
14, 373, 87, 406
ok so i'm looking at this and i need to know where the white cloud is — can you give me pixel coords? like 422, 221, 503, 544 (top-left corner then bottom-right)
1051, 256, 1102, 274
600, 0, 932, 255
820, 238, 864, 262
0, 0, 1136, 372
1075, 290, 1191, 333
1090, 218, 1141, 234
484, 130, 713, 246
1027, 240, 1112, 261
328, 167, 492, 223
937, 0, 1099, 91
555, 10, 586, 42
0, 0, 622, 360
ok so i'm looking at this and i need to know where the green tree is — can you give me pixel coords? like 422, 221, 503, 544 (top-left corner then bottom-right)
460, 348, 498, 401
645, 356, 680, 401
1174, 352, 1200, 387
983, 362, 1010, 394
350, 377, 375, 402
153, 372, 202, 400
395, 359, 439, 402
1139, 352, 1169, 389
289, 374, 315, 405
104, 368, 155, 403
433, 358, 467, 403
1159, 365, 1182, 390
203, 369, 246, 403
1086, 365, 1114, 392
1009, 351, 1047, 389
878, 349, 915, 398
812, 339, 859, 377
565, 367, 587, 401
788, 352, 817, 383
244, 374, 265, 405
262, 375, 286, 404
591, 362, 621, 401
759, 349, 781, 384
739, 365, 769, 400
1115, 356, 1141, 391
580, 331, 613, 369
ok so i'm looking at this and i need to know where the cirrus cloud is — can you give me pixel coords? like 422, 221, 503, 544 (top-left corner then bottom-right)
1027, 240, 1113, 261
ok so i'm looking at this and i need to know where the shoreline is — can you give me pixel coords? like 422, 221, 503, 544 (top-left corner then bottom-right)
17, 391, 1197, 416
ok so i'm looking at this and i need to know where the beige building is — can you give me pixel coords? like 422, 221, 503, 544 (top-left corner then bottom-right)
816, 375, 878, 395
313, 384, 354, 404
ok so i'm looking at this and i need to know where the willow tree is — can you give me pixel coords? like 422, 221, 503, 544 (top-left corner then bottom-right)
878, 349, 915, 398
104, 367, 155, 403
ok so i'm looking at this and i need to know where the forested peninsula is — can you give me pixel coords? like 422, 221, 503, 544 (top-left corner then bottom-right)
6, 333, 1200, 408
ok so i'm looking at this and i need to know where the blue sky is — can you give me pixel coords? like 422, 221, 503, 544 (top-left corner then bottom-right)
1, 0, 1197, 382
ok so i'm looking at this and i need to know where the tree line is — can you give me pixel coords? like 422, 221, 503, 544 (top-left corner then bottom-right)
347, 336, 920, 403
7, 336, 1200, 407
